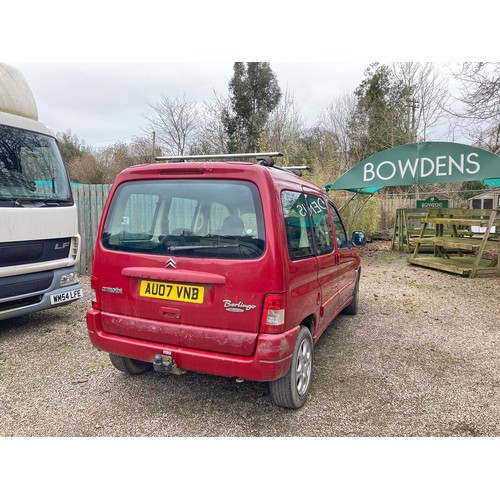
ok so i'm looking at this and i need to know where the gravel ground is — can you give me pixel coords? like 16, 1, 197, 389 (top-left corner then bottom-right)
1, 242, 499, 437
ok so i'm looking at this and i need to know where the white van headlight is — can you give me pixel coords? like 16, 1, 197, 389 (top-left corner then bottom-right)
60, 272, 79, 287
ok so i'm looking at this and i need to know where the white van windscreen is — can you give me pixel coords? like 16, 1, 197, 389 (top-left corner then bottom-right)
0, 125, 73, 206
102, 180, 265, 259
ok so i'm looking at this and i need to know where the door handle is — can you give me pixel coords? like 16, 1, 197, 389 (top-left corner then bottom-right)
160, 306, 181, 320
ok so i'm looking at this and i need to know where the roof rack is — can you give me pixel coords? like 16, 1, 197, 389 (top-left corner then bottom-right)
154, 151, 310, 176
156, 152, 284, 166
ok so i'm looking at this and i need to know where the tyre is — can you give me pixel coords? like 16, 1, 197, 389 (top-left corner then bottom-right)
109, 353, 152, 375
343, 275, 360, 315
270, 325, 313, 409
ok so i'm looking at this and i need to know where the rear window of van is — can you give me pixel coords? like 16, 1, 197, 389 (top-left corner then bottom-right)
102, 180, 265, 259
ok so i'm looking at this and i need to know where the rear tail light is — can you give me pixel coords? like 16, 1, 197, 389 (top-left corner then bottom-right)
260, 293, 285, 334
90, 276, 100, 309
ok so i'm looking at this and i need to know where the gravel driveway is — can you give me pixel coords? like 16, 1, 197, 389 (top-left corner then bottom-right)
1, 243, 499, 437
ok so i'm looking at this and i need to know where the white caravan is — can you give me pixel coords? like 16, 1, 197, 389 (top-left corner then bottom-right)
0, 63, 82, 320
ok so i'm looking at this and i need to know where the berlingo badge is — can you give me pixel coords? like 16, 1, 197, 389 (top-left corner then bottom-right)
223, 299, 257, 313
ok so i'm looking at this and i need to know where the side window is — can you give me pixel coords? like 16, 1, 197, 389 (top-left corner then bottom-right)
307, 195, 334, 255
281, 191, 314, 260
330, 203, 349, 249
483, 198, 493, 210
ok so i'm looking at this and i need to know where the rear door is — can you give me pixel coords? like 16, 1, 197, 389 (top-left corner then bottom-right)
303, 192, 344, 332
281, 190, 319, 331
96, 178, 275, 356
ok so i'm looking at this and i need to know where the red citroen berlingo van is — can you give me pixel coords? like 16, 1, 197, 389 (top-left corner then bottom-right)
86, 152, 366, 408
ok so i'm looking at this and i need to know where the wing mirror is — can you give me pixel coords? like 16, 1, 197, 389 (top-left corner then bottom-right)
351, 231, 366, 247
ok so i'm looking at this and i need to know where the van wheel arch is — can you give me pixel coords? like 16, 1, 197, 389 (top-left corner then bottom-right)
301, 315, 315, 338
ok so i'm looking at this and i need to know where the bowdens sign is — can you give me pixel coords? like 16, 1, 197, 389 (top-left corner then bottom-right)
326, 142, 500, 194
416, 196, 448, 209
363, 152, 480, 182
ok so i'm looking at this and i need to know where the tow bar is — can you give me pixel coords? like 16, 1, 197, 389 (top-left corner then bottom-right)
153, 353, 174, 374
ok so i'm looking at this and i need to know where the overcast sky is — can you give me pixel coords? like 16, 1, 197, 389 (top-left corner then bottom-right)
8, 61, 369, 147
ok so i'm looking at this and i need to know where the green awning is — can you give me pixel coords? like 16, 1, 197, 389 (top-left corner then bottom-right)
326, 142, 500, 194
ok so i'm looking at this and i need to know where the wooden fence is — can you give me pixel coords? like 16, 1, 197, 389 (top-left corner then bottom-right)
72, 183, 111, 274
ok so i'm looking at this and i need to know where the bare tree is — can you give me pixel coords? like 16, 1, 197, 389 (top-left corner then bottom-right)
126, 135, 160, 164
320, 92, 360, 171
261, 87, 305, 164
289, 92, 359, 190
450, 62, 500, 153
392, 62, 450, 141
67, 136, 160, 184
190, 91, 231, 155
144, 94, 200, 156
453, 62, 500, 120
68, 151, 105, 184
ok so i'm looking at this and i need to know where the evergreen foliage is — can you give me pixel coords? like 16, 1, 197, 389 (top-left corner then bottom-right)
56, 130, 88, 165
350, 63, 414, 160
222, 62, 282, 152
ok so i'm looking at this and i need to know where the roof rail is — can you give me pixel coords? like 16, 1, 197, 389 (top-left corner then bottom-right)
277, 165, 310, 177
155, 152, 284, 166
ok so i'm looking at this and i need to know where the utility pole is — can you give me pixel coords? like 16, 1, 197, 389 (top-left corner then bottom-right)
407, 98, 419, 142
405, 98, 420, 201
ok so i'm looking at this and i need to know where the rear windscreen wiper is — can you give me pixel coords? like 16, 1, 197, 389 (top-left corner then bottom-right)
167, 244, 239, 252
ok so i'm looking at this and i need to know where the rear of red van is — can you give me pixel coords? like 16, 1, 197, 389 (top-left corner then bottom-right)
86, 161, 300, 383
87, 156, 365, 408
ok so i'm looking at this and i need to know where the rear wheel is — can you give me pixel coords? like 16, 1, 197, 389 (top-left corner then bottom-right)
109, 353, 152, 375
270, 326, 313, 409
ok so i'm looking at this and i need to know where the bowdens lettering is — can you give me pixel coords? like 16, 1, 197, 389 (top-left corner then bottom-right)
364, 153, 481, 182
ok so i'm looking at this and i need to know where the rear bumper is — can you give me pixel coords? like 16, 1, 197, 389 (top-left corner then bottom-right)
86, 309, 299, 381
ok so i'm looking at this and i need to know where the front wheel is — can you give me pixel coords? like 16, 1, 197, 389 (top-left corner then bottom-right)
109, 353, 152, 375
270, 326, 313, 409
